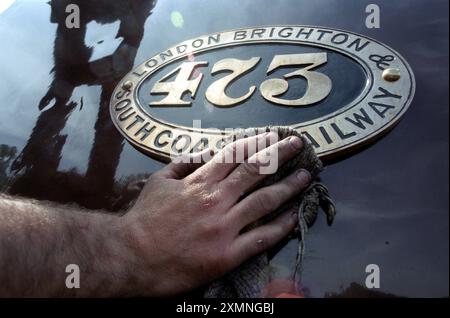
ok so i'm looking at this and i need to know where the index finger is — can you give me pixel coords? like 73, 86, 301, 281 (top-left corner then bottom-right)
185, 131, 279, 184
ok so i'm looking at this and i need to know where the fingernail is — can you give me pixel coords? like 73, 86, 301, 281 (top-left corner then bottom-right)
291, 211, 298, 221
297, 169, 311, 183
289, 136, 303, 150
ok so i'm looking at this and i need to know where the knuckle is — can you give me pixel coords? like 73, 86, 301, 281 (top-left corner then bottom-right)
198, 211, 227, 235
185, 185, 223, 210
197, 220, 222, 238
223, 175, 239, 191
241, 160, 261, 176
200, 193, 221, 209
186, 172, 207, 185
253, 192, 266, 212
253, 191, 272, 213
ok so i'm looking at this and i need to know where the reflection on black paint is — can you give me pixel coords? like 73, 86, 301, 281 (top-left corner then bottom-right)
0, 144, 17, 191
9, 0, 157, 210
325, 282, 400, 298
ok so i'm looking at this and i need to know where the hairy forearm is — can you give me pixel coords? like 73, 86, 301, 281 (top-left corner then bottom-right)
0, 134, 309, 297
0, 194, 133, 297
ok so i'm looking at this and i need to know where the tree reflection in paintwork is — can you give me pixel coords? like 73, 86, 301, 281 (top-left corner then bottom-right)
9, 0, 157, 211
0, 144, 17, 191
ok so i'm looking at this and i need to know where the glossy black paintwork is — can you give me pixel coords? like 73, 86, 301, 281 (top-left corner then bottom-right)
0, 0, 448, 297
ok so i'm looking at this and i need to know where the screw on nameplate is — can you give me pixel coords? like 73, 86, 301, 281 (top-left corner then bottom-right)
382, 68, 401, 82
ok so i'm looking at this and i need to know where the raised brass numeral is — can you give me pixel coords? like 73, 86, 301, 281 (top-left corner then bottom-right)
205, 57, 261, 107
150, 61, 208, 106
260, 53, 332, 106
149, 53, 332, 107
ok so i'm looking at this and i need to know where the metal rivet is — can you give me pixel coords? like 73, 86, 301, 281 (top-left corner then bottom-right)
122, 81, 133, 91
382, 68, 401, 82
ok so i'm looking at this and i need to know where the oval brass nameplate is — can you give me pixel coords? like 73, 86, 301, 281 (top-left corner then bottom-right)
110, 26, 415, 162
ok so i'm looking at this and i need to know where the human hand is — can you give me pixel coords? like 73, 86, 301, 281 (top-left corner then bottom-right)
118, 132, 312, 296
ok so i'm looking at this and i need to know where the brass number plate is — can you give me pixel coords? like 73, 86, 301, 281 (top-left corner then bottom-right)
110, 26, 415, 162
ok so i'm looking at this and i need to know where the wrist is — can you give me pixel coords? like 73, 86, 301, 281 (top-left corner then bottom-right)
75, 213, 138, 297
103, 213, 142, 297
111, 211, 164, 297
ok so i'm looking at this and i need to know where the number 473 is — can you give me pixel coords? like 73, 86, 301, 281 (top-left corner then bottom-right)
149, 53, 332, 107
